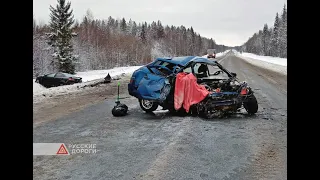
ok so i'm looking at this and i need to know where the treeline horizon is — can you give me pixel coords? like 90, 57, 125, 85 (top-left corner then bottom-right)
33, 9, 232, 77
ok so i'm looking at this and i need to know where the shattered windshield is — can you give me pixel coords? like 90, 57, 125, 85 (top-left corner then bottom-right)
151, 60, 176, 76
194, 63, 229, 79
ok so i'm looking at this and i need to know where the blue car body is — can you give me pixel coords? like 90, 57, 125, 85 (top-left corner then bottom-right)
128, 56, 220, 101
128, 55, 258, 117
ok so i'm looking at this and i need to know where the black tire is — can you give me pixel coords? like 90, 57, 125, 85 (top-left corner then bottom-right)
168, 107, 187, 116
139, 99, 158, 112
167, 106, 176, 114
66, 80, 75, 85
243, 95, 258, 114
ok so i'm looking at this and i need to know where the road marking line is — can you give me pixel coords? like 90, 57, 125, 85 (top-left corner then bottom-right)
218, 53, 230, 63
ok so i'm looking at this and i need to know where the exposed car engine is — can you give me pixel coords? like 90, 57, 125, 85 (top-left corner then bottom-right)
200, 79, 241, 92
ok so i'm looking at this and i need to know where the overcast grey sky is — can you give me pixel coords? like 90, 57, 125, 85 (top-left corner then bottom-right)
33, 0, 287, 46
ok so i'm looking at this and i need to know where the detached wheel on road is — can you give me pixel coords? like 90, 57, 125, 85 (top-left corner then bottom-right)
243, 95, 258, 114
139, 99, 158, 112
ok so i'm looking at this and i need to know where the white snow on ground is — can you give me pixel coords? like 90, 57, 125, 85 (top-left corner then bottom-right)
33, 80, 46, 94
74, 66, 142, 83
33, 66, 142, 103
237, 52, 286, 66
234, 51, 287, 75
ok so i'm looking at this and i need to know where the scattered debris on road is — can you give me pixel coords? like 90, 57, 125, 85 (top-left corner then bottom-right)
112, 82, 128, 116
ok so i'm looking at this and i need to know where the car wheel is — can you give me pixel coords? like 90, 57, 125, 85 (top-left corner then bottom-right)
139, 99, 158, 112
67, 81, 75, 85
168, 107, 188, 116
243, 95, 258, 114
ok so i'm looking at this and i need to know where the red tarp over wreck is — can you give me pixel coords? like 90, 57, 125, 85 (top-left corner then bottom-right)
174, 72, 210, 112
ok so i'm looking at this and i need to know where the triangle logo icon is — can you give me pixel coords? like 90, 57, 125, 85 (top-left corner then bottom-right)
56, 144, 69, 155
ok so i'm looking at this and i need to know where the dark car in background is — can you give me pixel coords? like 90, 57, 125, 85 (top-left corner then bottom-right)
35, 72, 82, 88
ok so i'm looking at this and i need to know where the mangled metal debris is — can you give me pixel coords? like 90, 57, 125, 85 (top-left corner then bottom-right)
128, 56, 258, 119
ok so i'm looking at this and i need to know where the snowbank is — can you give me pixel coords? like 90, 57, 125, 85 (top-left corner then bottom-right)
235, 52, 287, 75
74, 66, 142, 82
238, 52, 286, 66
33, 66, 142, 102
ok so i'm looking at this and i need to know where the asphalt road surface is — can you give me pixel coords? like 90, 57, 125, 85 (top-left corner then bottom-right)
33, 52, 287, 180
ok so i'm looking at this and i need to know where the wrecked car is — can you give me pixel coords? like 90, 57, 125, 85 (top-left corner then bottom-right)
128, 56, 258, 119
36, 72, 82, 88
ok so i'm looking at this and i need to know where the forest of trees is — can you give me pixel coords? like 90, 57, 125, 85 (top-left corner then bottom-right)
240, 4, 287, 58
33, 5, 230, 77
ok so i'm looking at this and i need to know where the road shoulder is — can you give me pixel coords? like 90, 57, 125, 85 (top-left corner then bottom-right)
33, 76, 131, 125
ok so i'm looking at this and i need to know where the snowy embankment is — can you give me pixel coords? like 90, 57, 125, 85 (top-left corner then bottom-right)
33, 66, 142, 102
235, 52, 287, 75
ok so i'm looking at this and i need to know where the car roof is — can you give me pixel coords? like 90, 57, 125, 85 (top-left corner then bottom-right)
155, 56, 217, 66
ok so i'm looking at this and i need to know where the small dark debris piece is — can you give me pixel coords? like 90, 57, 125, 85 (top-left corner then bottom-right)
200, 173, 208, 178
112, 102, 128, 117
104, 73, 112, 83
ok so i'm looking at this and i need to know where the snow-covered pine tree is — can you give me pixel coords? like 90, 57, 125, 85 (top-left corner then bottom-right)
267, 28, 273, 56
195, 34, 202, 55
47, 0, 78, 74
156, 20, 165, 39
181, 26, 187, 54
114, 19, 120, 33
262, 24, 269, 55
149, 21, 158, 40
139, 24, 147, 43
255, 30, 263, 55
190, 27, 196, 54
279, 4, 287, 58
33, 14, 36, 35
120, 18, 127, 33
270, 13, 280, 57
131, 21, 138, 37
126, 18, 133, 35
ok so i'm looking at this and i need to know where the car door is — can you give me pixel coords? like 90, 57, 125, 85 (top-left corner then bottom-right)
42, 73, 56, 87
137, 73, 171, 101
53, 73, 66, 86
137, 62, 174, 101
